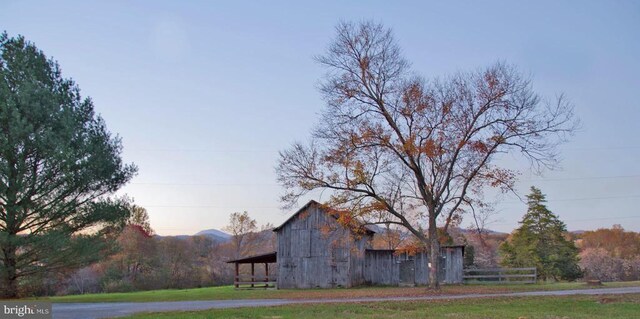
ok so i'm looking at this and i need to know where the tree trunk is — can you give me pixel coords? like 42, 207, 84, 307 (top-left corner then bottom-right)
428, 213, 440, 289
3, 163, 20, 298
1, 239, 19, 298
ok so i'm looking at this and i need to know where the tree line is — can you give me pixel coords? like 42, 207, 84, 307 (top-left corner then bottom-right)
20, 208, 275, 296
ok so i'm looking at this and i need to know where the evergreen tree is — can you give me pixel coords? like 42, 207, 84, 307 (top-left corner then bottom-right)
0, 33, 137, 298
500, 187, 581, 281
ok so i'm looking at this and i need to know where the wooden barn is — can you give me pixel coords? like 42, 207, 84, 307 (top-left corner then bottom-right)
273, 200, 374, 288
228, 200, 464, 288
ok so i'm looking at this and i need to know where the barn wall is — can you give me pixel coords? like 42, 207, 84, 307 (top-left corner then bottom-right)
349, 234, 372, 286
364, 247, 464, 286
441, 247, 464, 283
414, 252, 429, 285
276, 204, 372, 288
363, 250, 399, 285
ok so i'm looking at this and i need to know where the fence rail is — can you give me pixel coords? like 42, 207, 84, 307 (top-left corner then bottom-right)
463, 267, 536, 284
234, 276, 277, 289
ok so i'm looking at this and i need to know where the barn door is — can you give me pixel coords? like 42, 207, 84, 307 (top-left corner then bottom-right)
438, 254, 447, 283
399, 260, 415, 286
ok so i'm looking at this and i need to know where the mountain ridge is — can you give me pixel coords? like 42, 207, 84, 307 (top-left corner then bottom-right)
156, 228, 232, 242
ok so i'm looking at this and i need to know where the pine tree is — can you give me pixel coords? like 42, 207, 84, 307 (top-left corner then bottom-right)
0, 33, 137, 298
500, 187, 581, 281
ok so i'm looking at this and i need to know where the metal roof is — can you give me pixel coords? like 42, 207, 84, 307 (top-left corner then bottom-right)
272, 200, 320, 231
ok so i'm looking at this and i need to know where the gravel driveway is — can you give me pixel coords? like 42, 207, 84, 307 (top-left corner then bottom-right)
52, 286, 640, 319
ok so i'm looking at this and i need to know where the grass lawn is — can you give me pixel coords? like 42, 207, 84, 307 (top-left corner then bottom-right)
44, 281, 640, 303
122, 293, 640, 319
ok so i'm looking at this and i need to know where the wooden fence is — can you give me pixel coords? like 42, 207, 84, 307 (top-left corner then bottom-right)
463, 268, 537, 284
234, 275, 277, 289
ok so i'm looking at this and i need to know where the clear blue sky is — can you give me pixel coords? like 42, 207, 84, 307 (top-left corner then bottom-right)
2, 1, 639, 235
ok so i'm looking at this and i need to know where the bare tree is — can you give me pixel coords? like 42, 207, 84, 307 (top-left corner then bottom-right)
276, 21, 577, 288
245, 223, 277, 255
68, 266, 100, 295
114, 225, 156, 286
223, 211, 258, 258
579, 248, 625, 282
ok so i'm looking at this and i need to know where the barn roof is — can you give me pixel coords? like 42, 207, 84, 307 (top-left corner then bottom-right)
272, 200, 375, 235
272, 200, 320, 231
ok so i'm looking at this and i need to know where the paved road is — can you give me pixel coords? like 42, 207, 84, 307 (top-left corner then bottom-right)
52, 286, 640, 319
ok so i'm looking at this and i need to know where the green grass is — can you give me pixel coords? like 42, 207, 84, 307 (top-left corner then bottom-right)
47, 286, 276, 303
122, 293, 640, 319
42, 281, 640, 303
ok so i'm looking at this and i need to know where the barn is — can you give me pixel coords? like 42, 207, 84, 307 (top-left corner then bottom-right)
228, 200, 464, 288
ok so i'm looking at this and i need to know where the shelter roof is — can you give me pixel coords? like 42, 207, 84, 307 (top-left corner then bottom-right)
226, 251, 277, 264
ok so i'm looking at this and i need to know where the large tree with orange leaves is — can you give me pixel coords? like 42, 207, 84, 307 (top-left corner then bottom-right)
276, 21, 577, 288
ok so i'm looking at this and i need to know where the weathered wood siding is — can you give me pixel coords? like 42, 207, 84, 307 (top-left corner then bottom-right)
441, 246, 463, 283
414, 252, 429, 285
276, 204, 372, 288
349, 236, 370, 287
363, 250, 399, 285
364, 247, 464, 286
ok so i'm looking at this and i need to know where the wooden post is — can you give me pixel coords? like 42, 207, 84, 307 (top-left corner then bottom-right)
234, 263, 239, 288
251, 263, 255, 288
265, 263, 269, 287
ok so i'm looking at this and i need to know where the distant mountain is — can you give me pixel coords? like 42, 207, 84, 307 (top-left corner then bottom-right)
154, 229, 232, 242
194, 229, 232, 242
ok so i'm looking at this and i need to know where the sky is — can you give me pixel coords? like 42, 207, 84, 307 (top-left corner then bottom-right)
1, 1, 639, 235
